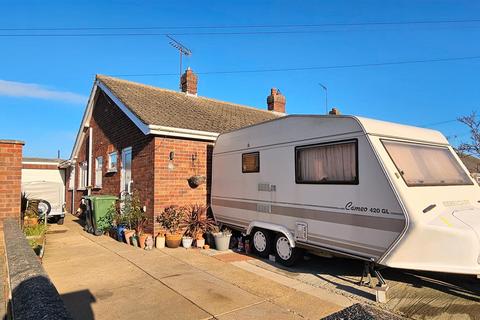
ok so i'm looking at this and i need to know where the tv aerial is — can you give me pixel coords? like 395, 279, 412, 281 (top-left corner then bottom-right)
167, 35, 192, 89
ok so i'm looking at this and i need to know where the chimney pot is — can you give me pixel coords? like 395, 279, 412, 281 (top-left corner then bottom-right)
181, 68, 198, 95
267, 88, 286, 113
328, 108, 340, 115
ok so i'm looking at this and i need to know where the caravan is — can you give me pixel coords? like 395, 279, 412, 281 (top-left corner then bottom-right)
211, 115, 480, 276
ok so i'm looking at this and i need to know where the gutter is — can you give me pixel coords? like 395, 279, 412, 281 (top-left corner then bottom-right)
148, 124, 218, 141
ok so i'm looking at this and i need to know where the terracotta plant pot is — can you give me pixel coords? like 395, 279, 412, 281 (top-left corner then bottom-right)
24, 217, 38, 227
196, 237, 205, 248
139, 233, 152, 249
165, 233, 182, 248
124, 229, 135, 244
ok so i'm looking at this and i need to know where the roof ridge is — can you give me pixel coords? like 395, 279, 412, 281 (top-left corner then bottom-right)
95, 74, 278, 115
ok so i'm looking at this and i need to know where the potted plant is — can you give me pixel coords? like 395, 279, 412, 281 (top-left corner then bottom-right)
155, 232, 165, 249
136, 216, 151, 249
156, 206, 186, 248
183, 205, 216, 248
214, 228, 232, 251
119, 191, 143, 246
182, 233, 193, 249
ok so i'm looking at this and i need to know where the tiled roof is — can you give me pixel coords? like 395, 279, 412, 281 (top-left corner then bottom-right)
96, 75, 282, 134
23, 157, 64, 163
458, 153, 480, 173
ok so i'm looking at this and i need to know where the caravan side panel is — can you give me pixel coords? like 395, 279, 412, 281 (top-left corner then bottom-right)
212, 116, 406, 261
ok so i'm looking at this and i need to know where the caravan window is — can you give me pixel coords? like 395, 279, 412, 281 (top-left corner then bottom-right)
383, 140, 472, 186
242, 152, 259, 173
296, 140, 358, 184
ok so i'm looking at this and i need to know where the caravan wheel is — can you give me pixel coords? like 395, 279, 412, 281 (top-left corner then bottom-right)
274, 234, 302, 267
252, 229, 272, 258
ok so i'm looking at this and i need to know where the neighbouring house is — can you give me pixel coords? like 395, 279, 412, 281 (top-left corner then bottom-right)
63, 69, 285, 233
458, 153, 480, 183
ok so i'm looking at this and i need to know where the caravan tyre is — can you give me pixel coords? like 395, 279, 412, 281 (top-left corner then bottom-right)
274, 234, 302, 267
252, 229, 272, 258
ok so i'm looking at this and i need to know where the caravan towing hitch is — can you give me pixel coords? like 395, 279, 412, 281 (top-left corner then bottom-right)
359, 261, 389, 303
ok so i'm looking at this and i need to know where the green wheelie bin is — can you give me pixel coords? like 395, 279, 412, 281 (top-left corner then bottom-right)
88, 195, 118, 236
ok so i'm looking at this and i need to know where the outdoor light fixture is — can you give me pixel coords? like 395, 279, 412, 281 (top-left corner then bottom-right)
169, 151, 175, 160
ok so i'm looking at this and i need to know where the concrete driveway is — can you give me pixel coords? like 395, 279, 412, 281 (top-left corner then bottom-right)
42, 215, 354, 320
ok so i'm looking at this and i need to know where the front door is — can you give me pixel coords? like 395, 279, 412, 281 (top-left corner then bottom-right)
120, 147, 132, 198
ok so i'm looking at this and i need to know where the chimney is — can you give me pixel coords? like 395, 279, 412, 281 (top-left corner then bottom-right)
267, 88, 286, 113
329, 107, 340, 115
181, 67, 198, 95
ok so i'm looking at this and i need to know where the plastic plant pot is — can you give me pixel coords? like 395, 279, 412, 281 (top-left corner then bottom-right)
214, 233, 232, 251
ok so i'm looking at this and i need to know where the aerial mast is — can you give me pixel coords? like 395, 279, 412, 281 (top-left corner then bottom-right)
167, 35, 192, 90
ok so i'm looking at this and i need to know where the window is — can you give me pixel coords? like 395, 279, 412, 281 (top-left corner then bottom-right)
296, 140, 358, 184
383, 140, 472, 186
78, 161, 88, 189
95, 156, 103, 188
108, 152, 117, 172
68, 166, 75, 190
242, 152, 260, 173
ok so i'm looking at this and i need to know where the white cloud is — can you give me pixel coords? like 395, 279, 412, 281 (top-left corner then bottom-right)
0, 79, 86, 104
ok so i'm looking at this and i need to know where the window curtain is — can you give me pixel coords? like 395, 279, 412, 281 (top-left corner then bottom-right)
298, 142, 356, 182
384, 141, 470, 185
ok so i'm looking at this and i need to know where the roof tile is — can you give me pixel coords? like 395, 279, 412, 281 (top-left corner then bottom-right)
97, 75, 282, 134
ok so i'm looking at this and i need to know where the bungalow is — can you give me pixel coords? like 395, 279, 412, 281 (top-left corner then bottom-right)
64, 69, 285, 233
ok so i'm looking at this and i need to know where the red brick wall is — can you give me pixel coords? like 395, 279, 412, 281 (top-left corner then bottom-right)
0, 140, 24, 229
66, 92, 155, 225
69, 89, 215, 234
152, 137, 213, 234
22, 164, 59, 170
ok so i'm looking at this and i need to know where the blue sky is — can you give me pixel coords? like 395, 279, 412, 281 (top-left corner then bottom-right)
0, 0, 479, 158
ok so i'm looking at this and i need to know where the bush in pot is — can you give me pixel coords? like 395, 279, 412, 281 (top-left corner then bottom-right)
156, 206, 186, 248
183, 204, 216, 248
118, 191, 146, 246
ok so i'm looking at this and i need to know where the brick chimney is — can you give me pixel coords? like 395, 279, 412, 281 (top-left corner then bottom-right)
267, 88, 286, 113
181, 67, 198, 95
328, 107, 340, 115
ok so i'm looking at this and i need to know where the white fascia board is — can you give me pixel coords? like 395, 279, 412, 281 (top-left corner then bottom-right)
148, 124, 219, 141
97, 81, 149, 135
70, 82, 99, 160
22, 161, 60, 166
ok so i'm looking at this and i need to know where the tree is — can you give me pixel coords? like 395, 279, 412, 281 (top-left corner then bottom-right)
458, 112, 480, 158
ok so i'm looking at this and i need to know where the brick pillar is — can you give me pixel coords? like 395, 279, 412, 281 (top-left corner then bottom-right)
0, 140, 24, 229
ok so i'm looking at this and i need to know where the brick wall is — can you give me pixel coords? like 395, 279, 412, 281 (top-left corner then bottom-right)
69, 89, 216, 234
0, 140, 24, 229
66, 92, 155, 226
22, 164, 59, 170
152, 137, 213, 234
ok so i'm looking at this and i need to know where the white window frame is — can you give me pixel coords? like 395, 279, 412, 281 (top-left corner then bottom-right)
78, 161, 88, 190
295, 139, 358, 185
95, 156, 103, 188
108, 151, 118, 172
68, 166, 75, 190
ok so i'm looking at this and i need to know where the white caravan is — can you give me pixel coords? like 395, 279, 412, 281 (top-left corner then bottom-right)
211, 115, 480, 277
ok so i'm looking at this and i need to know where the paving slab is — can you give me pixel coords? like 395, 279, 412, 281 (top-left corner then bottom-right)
43, 215, 356, 320
217, 301, 303, 320
160, 271, 261, 316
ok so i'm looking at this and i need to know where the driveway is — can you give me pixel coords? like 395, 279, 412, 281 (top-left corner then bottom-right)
42, 215, 353, 320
